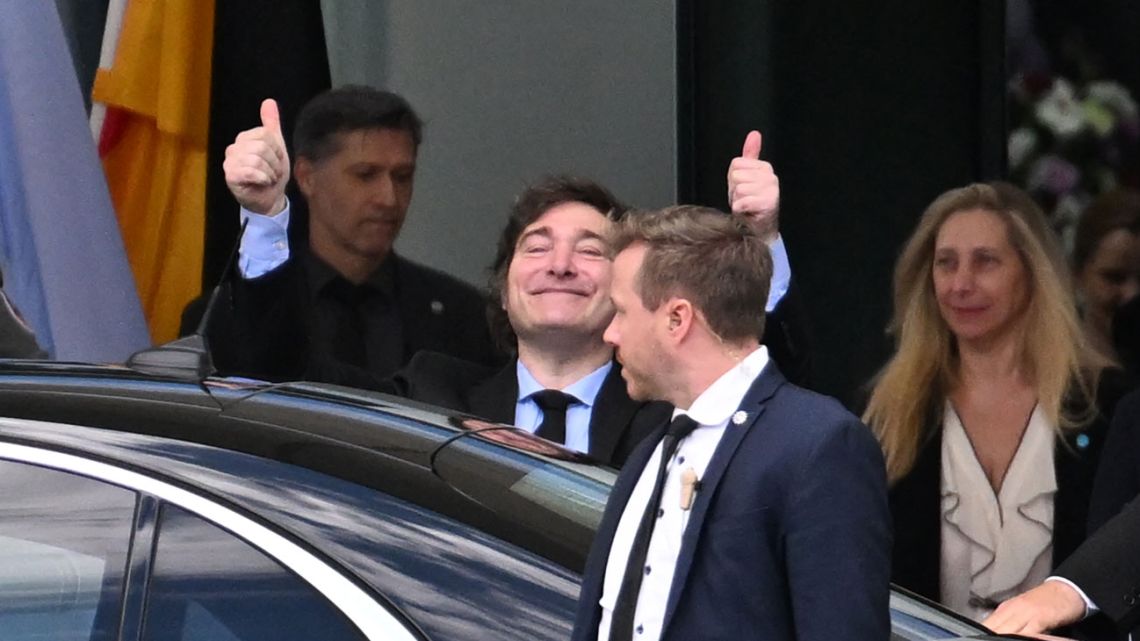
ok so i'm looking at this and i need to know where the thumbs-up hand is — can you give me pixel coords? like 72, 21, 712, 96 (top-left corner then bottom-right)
222, 98, 291, 216
727, 130, 779, 241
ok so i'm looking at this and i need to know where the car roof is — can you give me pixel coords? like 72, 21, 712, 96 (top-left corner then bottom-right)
0, 360, 613, 573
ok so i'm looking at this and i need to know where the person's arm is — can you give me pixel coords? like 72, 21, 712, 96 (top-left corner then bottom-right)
982, 579, 1090, 635
727, 130, 788, 311
1089, 389, 1140, 533
238, 204, 292, 278
225, 97, 294, 279
1061, 492, 1140, 632
224, 98, 290, 217
197, 98, 300, 377
727, 130, 779, 242
985, 494, 1140, 635
726, 131, 812, 386
766, 235, 790, 313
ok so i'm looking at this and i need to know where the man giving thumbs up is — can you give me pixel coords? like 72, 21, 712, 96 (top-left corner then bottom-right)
195, 86, 501, 386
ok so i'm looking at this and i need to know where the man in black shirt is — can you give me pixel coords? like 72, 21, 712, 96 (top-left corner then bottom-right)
192, 86, 500, 383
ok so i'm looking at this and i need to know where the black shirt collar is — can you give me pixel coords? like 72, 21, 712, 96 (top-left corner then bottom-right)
306, 251, 398, 301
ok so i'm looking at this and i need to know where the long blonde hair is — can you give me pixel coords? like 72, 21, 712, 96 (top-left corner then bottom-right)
864, 182, 1103, 483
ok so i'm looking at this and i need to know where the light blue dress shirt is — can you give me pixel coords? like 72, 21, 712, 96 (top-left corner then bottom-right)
515, 360, 613, 453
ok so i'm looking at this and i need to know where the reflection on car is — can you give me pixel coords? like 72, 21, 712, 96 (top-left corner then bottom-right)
0, 361, 1014, 640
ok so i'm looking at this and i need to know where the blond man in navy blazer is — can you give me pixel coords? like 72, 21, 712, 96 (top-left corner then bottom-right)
572, 205, 890, 641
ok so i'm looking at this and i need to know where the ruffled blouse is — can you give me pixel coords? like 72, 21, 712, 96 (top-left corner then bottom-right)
939, 402, 1056, 622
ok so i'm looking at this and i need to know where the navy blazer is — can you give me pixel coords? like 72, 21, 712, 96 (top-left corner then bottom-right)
571, 364, 892, 641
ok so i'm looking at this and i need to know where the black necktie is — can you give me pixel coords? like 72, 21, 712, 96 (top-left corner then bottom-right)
531, 389, 579, 445
608, 414, 700, 641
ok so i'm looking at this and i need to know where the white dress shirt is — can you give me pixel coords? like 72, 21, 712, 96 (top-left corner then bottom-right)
940, 402, 1056, 621
596, 346, 770, 641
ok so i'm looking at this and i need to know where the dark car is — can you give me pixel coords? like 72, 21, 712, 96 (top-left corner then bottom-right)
0, 360, 1008, 640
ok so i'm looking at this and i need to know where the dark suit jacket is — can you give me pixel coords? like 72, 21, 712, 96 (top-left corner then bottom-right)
391, 351, 671, 467
1089, 387, 1140, 533
571, 364, 892, 641
1057, 490, 1140, 636
1074, 388, 1140, 636
184, 249, 501, 383
1114, 294, 1140, 379
381, 283, 810, 467
889, 370, 1135, 603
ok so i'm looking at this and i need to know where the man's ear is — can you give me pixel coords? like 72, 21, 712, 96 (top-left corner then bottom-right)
664, 298, 694, 340
294, 157, 314, 199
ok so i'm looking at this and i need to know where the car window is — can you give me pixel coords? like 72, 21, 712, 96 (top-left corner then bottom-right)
0, 459, 137, 641
141, 504, 369, 641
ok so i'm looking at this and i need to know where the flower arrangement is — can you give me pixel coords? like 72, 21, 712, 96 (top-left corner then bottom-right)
1008, 72, 1140, 249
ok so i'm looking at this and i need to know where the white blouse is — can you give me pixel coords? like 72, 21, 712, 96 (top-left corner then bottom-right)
939, 402, 1056, 622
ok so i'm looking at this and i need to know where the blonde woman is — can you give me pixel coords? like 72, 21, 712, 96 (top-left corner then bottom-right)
864, 182, 1132, 624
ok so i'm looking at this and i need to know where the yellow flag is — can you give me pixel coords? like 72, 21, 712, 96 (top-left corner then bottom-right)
92, 0, 215, 343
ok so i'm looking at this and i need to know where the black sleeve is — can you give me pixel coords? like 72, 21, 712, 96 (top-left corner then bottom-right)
1115, 295, 1140, 379
1059, 492, 1140, 633
179, 293, 208, 338
1089, 388, 1140, 534
763, 279, 813, 389
197, 259, 310, 382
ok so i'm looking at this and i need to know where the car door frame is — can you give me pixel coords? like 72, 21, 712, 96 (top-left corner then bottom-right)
0, 436, 422, 641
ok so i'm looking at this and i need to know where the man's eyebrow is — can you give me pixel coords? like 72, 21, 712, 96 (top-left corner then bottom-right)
345, 160, 416, 171
578, 229, 606, 242
517, 226, 607, 246
517, 227, 552, 245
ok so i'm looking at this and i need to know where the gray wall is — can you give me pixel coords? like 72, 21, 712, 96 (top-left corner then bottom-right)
322, 0, 678, 286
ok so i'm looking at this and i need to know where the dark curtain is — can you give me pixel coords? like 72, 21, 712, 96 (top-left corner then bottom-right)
680, 0, 1005, 404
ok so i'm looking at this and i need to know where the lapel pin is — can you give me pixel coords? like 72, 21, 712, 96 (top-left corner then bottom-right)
731, 411, 748, 426
430, 300, 444, 314
1076, 433, 1090, 450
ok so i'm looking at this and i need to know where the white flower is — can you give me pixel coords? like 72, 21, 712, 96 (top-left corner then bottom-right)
1035, 79, 1086, 139
1087, 81, 1139, 121
1008, 127, 1038, 169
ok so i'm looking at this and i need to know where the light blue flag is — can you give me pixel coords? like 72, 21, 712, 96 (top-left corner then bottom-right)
0, 1, 149, 362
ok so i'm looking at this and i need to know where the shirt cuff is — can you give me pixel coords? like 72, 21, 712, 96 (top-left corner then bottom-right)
238, 199, 292, 279
1045, 576, 1098, 618
766, 234, 791, 312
